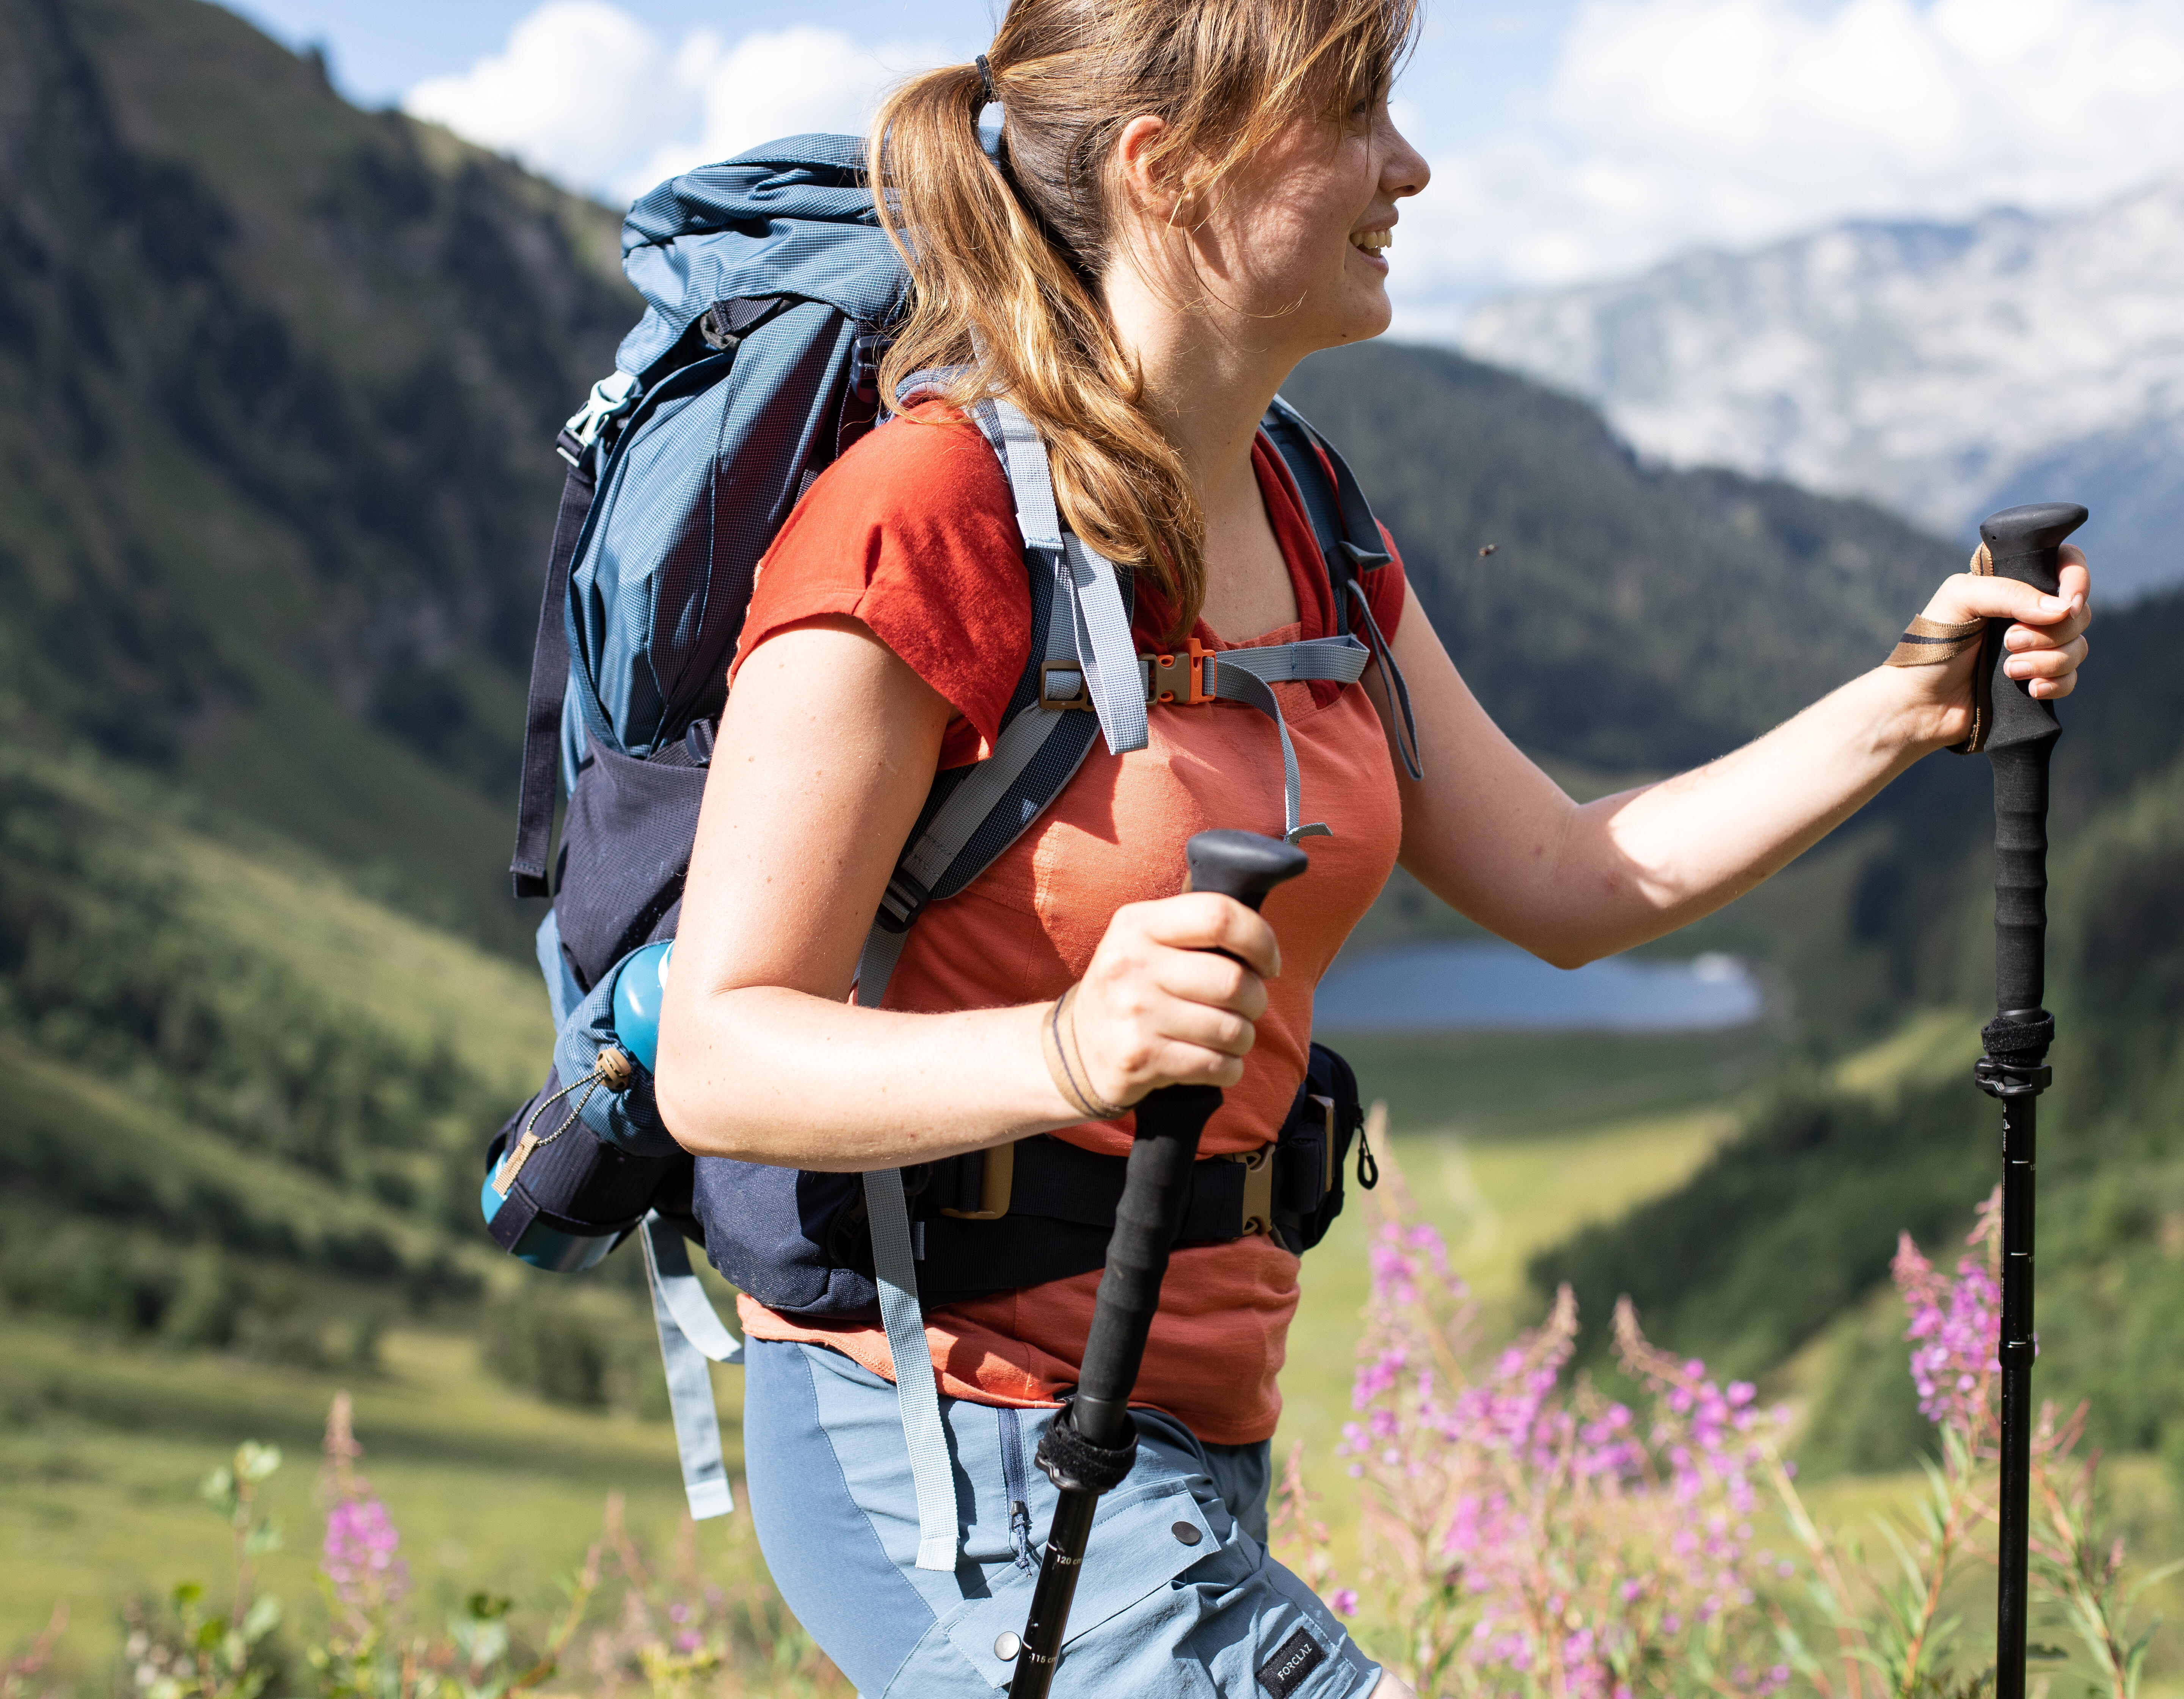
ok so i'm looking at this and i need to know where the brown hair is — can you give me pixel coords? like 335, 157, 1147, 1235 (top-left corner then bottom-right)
869, 0, 1418, 638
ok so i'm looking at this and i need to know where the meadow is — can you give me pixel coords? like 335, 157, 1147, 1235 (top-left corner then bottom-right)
23, 1004, 2159, 1696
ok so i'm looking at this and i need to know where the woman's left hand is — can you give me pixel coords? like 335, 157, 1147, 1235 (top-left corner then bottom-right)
1902, 544, 2092, 749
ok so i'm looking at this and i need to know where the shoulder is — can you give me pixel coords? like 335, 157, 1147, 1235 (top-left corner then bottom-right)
808, 404, 1015, 537
738, 405, 1033, 759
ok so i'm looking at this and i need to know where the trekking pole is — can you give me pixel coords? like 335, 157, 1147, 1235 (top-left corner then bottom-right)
1971, 501, 2087, 1699
1007, 829, 1309, 1699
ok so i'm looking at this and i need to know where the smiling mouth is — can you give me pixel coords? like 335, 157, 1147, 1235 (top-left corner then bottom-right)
1351, 229, 1392, 254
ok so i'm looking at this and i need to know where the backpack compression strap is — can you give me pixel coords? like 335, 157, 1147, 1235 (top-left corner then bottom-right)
510, 373, 641, 897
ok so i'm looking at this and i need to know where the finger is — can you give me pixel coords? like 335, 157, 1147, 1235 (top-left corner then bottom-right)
1145, 999, 1259, 1061
2057, 553, 2092, 616
1152, 948, 1270, 1022
2004, 634, 2087, 687
1932, 573, 2078, 629
1128, 893, 1282, 978
2005, 603, 2090, 650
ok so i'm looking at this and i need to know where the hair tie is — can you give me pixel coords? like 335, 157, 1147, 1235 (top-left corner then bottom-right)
973, 53, 998, 116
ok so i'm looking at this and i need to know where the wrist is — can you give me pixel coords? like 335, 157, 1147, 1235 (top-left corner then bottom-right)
1039, 985, 1131, 1122
1864, 663, 1966, 758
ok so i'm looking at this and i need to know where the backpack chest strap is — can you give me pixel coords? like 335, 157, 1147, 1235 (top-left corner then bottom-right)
1039, 633, 1370, 842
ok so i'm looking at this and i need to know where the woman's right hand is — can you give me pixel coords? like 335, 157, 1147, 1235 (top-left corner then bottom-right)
1064, 893, 1281, 1105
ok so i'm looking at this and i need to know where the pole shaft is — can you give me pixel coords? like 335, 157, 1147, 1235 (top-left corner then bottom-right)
1996, 1091, 2037, 1699
1009, 1489, 1098, 1699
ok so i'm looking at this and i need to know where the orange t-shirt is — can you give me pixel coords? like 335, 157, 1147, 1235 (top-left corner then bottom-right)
727, 408, 1407, 1445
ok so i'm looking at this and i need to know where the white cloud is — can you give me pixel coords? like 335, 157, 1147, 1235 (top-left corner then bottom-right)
402, 2, 950, 206
1391, 0, 2184, 328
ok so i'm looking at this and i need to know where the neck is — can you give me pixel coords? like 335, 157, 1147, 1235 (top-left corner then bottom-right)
1102, 263, 1293, 516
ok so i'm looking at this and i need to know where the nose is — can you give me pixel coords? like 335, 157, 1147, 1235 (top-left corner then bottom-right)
1380, 113, 1429, 200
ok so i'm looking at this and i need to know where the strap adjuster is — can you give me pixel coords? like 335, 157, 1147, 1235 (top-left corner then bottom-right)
1039, 660, 1095, 711
1223, 1144, 1276, 1236
875, 869, 930, 933
1149, 637, 1216, 706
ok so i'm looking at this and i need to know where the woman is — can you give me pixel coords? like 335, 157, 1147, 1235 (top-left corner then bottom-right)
653, 0, 2093, 1692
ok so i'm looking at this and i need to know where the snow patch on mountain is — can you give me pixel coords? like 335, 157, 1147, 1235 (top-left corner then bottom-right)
1456, 180, 2184, 598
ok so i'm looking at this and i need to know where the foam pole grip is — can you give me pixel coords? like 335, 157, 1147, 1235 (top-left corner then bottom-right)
1976, 504, 2081, 1022
1977, 502, 2081, 762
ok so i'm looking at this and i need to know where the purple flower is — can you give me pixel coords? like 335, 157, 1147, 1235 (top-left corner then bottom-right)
323, 1495, 410, 1608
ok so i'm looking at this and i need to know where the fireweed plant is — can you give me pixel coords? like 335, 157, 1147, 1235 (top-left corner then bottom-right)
1272, 1113, 2178, 1699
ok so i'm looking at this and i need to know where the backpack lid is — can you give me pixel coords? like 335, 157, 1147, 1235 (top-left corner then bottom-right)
618, 135, 905, 377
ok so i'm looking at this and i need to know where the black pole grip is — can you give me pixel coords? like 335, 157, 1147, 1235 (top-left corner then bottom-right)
1990, 741, 2054, 1024
1975, 502, 2080, 1027
1977, 502, 2083, 758
1070, 1082, 1222, 1446
1185, 828, 1312, 909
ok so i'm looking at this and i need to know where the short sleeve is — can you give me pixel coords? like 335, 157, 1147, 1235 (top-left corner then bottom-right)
731, 409, 1031, 768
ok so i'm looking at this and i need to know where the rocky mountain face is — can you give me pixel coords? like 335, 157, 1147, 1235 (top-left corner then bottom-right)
1458, 181, 2184, 600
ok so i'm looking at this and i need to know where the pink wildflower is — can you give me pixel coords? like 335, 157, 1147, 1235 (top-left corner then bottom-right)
322, 1495, 410, 1609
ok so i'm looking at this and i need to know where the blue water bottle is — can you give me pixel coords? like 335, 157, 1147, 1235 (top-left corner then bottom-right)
610, 940, 673, 1072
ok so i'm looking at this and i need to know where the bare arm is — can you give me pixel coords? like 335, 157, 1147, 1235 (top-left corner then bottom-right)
1378, 555, 2092, 967
652, 617, 1280, 1168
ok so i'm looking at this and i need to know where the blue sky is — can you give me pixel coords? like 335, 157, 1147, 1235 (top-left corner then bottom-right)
217, 0, 2184, 327
223, 0, 1575, 158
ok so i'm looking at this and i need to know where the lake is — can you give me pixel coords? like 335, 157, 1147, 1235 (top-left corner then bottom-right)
1313, 939, 1764, 1034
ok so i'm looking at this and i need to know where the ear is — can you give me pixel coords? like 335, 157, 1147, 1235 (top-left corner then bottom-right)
1113, 114, 1185, 225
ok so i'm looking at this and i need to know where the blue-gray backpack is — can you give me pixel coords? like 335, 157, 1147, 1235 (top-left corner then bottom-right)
483, 135, 1417, 1551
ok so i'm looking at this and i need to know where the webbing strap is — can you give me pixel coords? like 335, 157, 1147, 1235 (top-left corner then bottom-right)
641, 1214, 742, 1521
845, 398, 1114, 1574
991, 391, 1144, 755
1057, 534, 1148, 755
1343, 579, 1423, 781
1207, 638, 1369, 842
1261, 396, 1424, 782
510, 461, 596, 898
864, 1168, 961, 1570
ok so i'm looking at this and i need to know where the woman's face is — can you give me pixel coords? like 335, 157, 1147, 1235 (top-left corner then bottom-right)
1159, 93, 1430, 358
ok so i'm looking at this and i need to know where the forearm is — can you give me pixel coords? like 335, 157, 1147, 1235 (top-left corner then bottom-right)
1538, 665, 1945, 961
657, 988, 1081, 1169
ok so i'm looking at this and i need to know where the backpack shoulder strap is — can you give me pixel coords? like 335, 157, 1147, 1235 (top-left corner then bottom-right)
1261, 396, 1423, 782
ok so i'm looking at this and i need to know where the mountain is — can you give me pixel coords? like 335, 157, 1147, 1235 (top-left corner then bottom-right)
0, 0, 635, 951
1457, 182, 2184, 601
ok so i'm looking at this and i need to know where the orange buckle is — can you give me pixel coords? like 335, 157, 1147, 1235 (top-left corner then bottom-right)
1148, 636, 1216, 706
